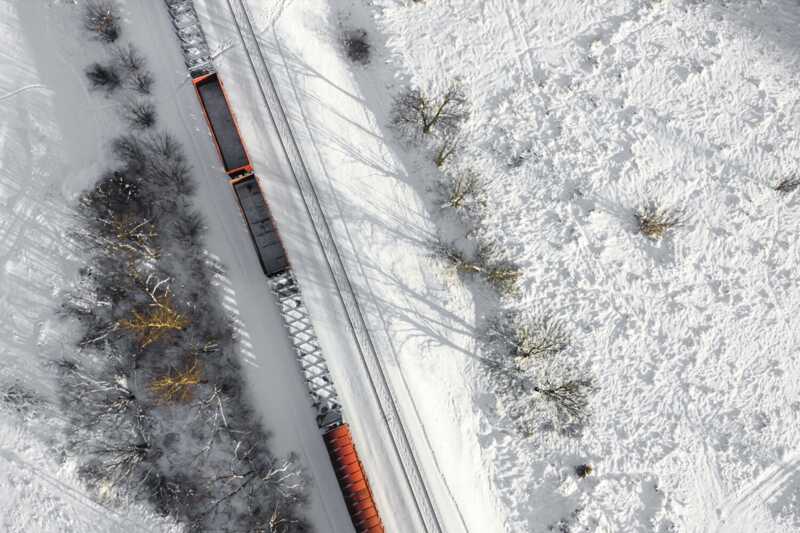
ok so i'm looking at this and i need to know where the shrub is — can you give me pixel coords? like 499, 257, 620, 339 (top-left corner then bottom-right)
636, 205, 679, 240
513, 316, 570, 364
114, 43, 145, 73
435, 240, 521, 294
440, 168, 481, 210
122, 100, 157, 129
114, 43, 154, 94
392, 84, 468, 138
477, 242, 522, 295
85, 62, 121, 92
343, 29, 370, 64
129, 70, 154, 95
83, 1, 120, 43
774, 176, 800, 194
534, 378, 593, 427
575, 464, 593, 478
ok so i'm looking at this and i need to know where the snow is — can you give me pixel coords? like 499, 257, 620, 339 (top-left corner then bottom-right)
3, 0, 799, 531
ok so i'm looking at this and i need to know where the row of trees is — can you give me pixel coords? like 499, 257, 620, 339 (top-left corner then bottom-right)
391, 84, 593, 435
54, 3, 309, 531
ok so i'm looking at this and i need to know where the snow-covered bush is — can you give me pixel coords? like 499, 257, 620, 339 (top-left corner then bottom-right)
434, 240, 521, 295
774, 176, 800, 194
635, 204, 680, 240
121, 100, 157, 129
437, 167, 484, 216
392, 84, 468, 138
342, 29, 370, 64
482, 311, 591, 435
85, 62, 121, 92
83, 0, 120, 43
114, 43, 154, 95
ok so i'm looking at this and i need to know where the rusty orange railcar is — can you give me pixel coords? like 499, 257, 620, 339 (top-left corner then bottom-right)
324, 424, 385, 533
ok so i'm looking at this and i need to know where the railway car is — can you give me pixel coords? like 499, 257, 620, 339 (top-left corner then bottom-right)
192, 72, 252, 176
324, 424, 385, 533
230, 174, 289, 277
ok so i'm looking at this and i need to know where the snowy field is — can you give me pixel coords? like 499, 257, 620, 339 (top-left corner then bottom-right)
368, 1, 800, 531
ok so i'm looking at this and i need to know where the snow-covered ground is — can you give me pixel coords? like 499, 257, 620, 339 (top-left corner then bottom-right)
3, 0, 800, 531
189, 0, 800, 531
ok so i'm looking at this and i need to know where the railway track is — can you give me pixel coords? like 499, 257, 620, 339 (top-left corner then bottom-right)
220, 1, 446, 532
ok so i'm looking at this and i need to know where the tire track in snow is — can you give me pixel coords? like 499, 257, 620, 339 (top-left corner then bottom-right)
0, 84, 45, 103
711, 453, 800, 533
0, 445, 158, 533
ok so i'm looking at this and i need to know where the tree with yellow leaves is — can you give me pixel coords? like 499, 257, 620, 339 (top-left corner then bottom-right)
150, 359, 203, 402
119, 276, 189, 348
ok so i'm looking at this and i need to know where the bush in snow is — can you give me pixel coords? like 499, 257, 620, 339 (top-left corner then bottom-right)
392, 84, 468, 138
85, 62, 121, 93
435, 240, 521, 294
0, 382, 45, 421
113, 43, 144, 73
533, 377, 593, 429
774, 176, 800, 194
121, 100, 157, 129
438, 167, 484, 216
433, 125, 461, 167
113, 43, 154, 95
484, 312, 570, 370
342, 29, 370, 65
575, 464, 593, 478
512, 316, 570, 364
481, 311, 591, 434
83, 0, 120, 43
635, 204, 679, 240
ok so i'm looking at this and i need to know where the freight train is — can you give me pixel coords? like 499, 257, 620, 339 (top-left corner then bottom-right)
192, 70, 384, 533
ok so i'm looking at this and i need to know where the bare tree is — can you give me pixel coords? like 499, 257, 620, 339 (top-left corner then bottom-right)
534, 378, 592, 426
393, 84, 468, 138
150, 359, 203, 402
440, 168, 481, 210
433, 126, 461, 167
118, 277, 190, 348
114, 43, 145, 73
86, 62, 121, 92
435, 240, 521, 294
774, 176, 800, 194
122, 100, 157, 129
342, 29, 370, 65
83, 0, 120, 43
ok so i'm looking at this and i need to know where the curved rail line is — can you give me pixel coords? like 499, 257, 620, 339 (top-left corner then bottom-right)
221, 1, 446, 531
